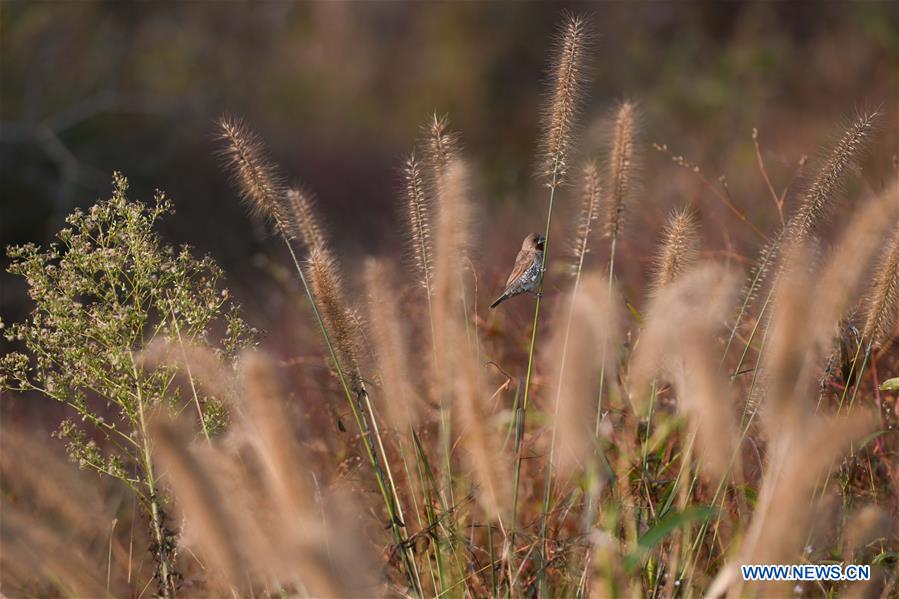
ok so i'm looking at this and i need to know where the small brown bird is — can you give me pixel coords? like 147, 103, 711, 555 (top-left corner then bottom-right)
490, 233, 545, 309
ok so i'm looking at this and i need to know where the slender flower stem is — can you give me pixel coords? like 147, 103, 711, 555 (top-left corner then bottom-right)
131, 355, 176, 598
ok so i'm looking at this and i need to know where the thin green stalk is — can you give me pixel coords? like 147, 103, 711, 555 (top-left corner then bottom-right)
844, 341, 873, 413
683, 323, 772, 589
537, 193, 598, 595
131, 355, 175, 599
488, 521, 498, 597
815, 340, 873, 499
509, 167, 560, 575
168, 301, 210, 443
363, 392, 424, 594
594, 236, 617, 437
399, 436, 439, 596
414, 430, 470, 596
503, 382, 522, 452
281, 237, 421, 596
411, 431, 447, 594
576, 234, 618, 590
732, 286, 773, 385
722, 234, 781, 364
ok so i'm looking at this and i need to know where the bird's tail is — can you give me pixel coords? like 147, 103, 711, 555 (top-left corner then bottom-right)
489, 294, 507, 309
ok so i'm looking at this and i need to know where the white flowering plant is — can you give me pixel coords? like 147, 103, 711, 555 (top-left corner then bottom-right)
0, 172, 252, 596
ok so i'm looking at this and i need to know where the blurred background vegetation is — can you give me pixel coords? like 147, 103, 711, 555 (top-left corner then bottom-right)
2, 1, 898, 350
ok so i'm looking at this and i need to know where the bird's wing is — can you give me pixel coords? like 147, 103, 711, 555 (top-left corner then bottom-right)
504, 249, 534, 288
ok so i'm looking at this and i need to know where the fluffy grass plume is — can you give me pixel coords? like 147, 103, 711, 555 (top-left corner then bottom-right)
630, 264, 740, 401
364, 258, 419, 433
676, 339, 738, 479
432, 158, 474, 346
763, 189, 897, 437
863, 180, 899, 346
151, 351, 376, 596
285, 187, 363, 385
604, 101, 638, 240
787, 111, 877, 242
761, 247, 817, 437
546, 274, 619, 478
541, 15, 587, 183
732, 412, 875, 598
843, 505, 891, 563
404, 153, 434, 296
286, 187, 327, 251
426, 113, 460, 181
151, 419, 245, 591
431, 159, 509, 519
137, 338, 237, 403
307, 246, 361, 386
809, 184, 899, 352
239, 351, 318, 517
651, 209, 700, 292
0, 429, 116, 597
629, 264, 741, 476
218, 116, 288, 233
570, 160, 601, 272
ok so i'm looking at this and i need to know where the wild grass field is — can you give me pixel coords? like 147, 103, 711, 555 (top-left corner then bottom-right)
2, 8, 898, 599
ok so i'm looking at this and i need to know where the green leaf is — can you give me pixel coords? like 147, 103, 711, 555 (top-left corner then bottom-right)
625, 300, 643, 325
879, 377, 899, 391
857, 429, 895, 450
871, 551, 898, 566
625, 506, 718, 571
739, 484, 758, 508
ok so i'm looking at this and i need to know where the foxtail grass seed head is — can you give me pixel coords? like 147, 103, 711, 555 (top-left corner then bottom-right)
151, 419, 246, 589
810, 185, 898, 354
570, 161, 601, 273
742, 229, 784, 311
676, 338, 737, 480
738, 412, 875, 597
843, 505, 891, 562
218, 116, 288, 234
762, 245, 817, 438
651, 209, 700, 292
239, 350, 316, 519
547, 274, 620, 478
453, 343, 512, 522
863, 180, 899, 346
306, 246, 361, 387
787, 111, 877, 242
541, 15, 588, 184
428, 159, 508, 518
605, 101, 637, 240
426, 113, 460, 183
629, 264, 740, 478
404, 153, 434, 293
432, 159, 474, 356
364, 259, 419, 433
1, 501, 110, 598
285, 188, 327, 251
629, 263, 740, 404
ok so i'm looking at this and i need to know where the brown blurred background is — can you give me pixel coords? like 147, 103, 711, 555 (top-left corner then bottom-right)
2, 0, 898, 344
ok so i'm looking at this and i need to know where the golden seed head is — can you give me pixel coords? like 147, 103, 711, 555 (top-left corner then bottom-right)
540, 15, 588, 184
217, 115, 288, 234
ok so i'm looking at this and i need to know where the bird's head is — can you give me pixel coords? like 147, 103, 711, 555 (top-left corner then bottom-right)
524, 233, 545, 251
